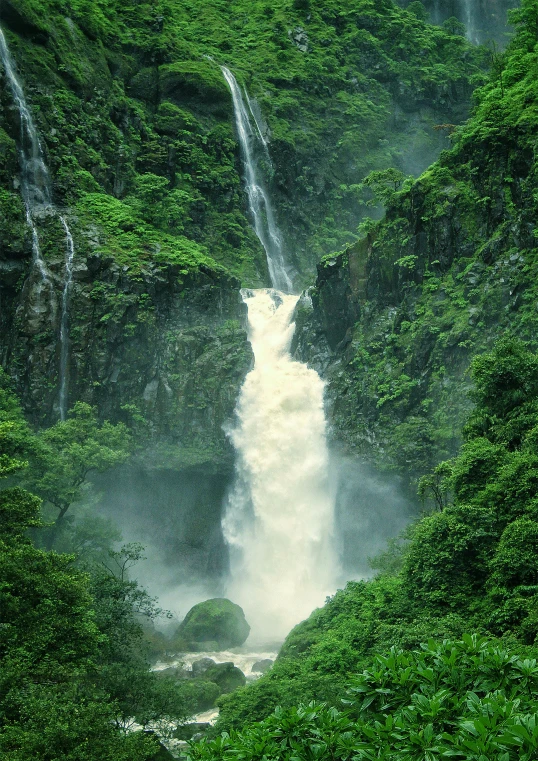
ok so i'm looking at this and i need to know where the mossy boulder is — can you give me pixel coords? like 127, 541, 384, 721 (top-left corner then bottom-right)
203, 662, 247, 693
159, 62, 231, 116
175, 598, 250, 649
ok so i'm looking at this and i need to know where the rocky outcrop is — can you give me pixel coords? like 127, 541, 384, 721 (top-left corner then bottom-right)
295, 16, 537, 486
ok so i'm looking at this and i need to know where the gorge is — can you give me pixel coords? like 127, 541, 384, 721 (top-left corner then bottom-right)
2, 1, 538, 759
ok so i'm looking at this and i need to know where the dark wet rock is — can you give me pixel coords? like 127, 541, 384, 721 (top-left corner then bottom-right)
252, 658, 274, 674
192, 657, 216, 677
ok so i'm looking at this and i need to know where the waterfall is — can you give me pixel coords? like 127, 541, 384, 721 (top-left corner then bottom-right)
221, 66, 293, 293
223, 289, 337, 641
0, 25, 76, 416
0, 26, 52, 290
58, 216, 75, 421
461, 0, 477, 43
222, 66, 337, 642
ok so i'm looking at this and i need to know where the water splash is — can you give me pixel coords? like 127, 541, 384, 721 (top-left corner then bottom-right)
58, 216, 75, 420
223, 289, 337, 642
221, 66, 293, 293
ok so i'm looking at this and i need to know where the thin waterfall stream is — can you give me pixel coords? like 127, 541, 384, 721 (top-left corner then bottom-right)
461, 0, 477, 43
222, 68, 337, 643
0, 25, 76, 417
0, 26, 53, 295
58, 216, 75, 421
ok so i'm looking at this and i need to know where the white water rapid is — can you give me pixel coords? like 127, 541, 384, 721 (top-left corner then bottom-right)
221, 66, 292, 293
223, 289, 337, 641
0, 25, 76, 416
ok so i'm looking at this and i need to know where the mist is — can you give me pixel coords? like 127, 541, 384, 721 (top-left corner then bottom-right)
90, 445, 415, 643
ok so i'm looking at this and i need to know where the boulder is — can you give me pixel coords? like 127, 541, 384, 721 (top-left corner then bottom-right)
203, 662, 246, 693
175, 598, 250, 649
192, 657, 216, 677
252, 658, 274, 674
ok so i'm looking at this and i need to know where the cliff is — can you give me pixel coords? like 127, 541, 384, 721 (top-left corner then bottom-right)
295, 0, 536, 487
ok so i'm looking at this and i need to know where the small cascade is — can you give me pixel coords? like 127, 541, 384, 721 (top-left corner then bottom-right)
221, 66, 292, 293
0, 25, 52, 291
58, 216, 75, 420
0, 25, 77, 417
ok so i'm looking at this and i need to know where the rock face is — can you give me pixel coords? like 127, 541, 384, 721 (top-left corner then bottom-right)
175, 598, 250, 650
295, 23, 537, 491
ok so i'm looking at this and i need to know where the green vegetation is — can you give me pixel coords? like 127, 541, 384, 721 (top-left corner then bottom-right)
304, 0, 538, 487
3, 0, 538, 759
193, 637, 538, 761
0, 0, 486, 285
0, 372, 209, 759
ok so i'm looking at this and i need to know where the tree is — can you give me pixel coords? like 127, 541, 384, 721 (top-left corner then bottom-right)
22, 401, 132, 528
359, 168, 410, 207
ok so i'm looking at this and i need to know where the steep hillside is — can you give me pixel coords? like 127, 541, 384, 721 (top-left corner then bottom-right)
295, 0, 537, 488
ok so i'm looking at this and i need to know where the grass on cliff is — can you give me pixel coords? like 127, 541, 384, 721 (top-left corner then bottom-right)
309, 0, 538, 485
0, 0, 488, 283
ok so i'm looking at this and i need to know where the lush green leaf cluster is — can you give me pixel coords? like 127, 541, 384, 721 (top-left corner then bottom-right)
192, 637, 538, 761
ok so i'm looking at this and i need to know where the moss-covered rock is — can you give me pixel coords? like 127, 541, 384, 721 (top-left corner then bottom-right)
203, 662, 246, 693
175, 598, 250, 649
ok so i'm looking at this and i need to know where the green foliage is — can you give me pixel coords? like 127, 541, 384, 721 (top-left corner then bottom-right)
193, 637, 538, 761
359, 168, 412, 207
20, 401, 131, 526
309, 0, 538, 486
0, 376, 194, 758
0, 0, 486, 284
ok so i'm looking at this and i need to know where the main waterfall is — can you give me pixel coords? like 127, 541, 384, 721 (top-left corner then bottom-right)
222, 69, 337, 642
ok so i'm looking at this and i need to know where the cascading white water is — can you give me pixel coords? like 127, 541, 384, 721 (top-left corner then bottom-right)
0, 25, 77, 416
58, 216, 75, 420
221, 66, 292, 293
223, 289, 337, 641
221, 66, 337, 642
